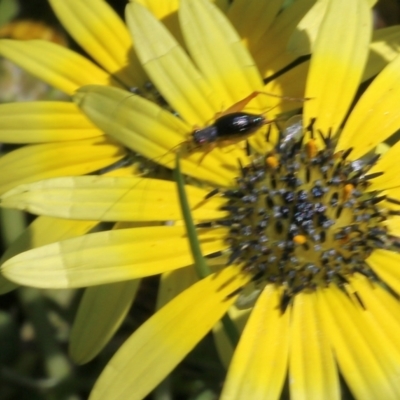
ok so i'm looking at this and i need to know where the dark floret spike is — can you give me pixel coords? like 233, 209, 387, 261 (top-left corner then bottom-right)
205, 250, 224, 258
265, 195, 274, 209
337, 273, 349, 284
280, 290, 292, 313
226, 248, 243, 266
275, 220, 284, 234
333, 160, 343, 175
245, 140, 251, 156
270, 174, 277, 188
217, 220, 234, 227
251, 270, 264, 282
363, 171, 384, 181
390, 238, 400, 249
318, 129, 329, 147
306, 167, 311, 183
326, 127, 332, 141
225, 287, 243, 299
196, 222, 213, 228
221, 205, 240, 212
306, 118, 316, 139
205, 188, 220, 199
369, 195, 386, 205
353, 291, 365, 309
341, 147, 353, 160
386, 197, 400, 206
366, 153, 381, 167
294, 135, 304, 151
293, 284, 306, 295
266, 124, 272, 142
238, 158, 246, 177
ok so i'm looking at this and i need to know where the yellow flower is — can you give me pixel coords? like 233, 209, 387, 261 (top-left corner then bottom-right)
0, 0, 322, 364
3, 0, 400, 398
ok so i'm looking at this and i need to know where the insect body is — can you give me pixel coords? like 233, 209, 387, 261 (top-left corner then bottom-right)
186, 87, 308, 154
191, 112, 266, 148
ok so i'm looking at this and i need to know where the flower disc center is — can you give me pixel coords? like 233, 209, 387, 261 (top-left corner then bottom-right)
211, 123, 396, 310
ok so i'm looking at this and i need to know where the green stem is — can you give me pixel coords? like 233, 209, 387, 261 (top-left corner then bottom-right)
173, 154, 210, 279
174, 153, 239, 348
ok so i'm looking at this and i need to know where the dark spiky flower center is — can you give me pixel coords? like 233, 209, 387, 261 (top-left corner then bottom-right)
204, 120, 399, 311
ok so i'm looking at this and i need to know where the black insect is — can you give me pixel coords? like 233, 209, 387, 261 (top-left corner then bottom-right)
188, 90, 307, 155
191, 112, 266, 148
185, 90, 278, 159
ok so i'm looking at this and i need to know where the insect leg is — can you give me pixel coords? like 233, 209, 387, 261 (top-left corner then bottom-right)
218, 90, 309, 118
220, 91, 265, 115
251, 90, 310, 103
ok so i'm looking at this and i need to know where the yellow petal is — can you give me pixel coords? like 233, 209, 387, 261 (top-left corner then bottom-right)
180, 0, 266, 108
367, 249, 400, 294
288, 0, 376, 58
364, 140, 400, 191
134, 0, 179, 20
363, 26, 400, 81
228, 0, 284, 56
0, 101, 102, 143
1, 226, 228, 288
384, 191, 400, 206
351, 273, 400, 355
0, 215, 99, 294
382, 215, 400, 237
1, 215, 98, 262
214, 0, 229, 12
254, 0, 315, 77
221, 285, 289, 400
213, 306, 251, 368
317, 286, 400, 399
49, 0, 146, 89
70, 279, 140, 364
289, 292, 339, 400
264, 60, 309, 114
1, 218, 99, 266
0, 176, 228, 222
126, 1, 218, 126
0, 137, 126, 195
89, 266, 249, 400
352, 309, 400, 397
0, 39, 119, 95
304, 0, 371, 137
134, 0, 184, 47
156, 266, 198, 309
287, 0, 328, 57
135, 0, 228, 23
337, 54, 400, 159
0, 19, 66, 43
74, 85, 240, 186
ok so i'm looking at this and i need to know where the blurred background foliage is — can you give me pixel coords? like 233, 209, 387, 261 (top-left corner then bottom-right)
0, 0, 399, 399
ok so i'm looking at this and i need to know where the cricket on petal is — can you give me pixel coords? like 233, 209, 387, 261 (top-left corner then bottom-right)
186, 91, 308, 153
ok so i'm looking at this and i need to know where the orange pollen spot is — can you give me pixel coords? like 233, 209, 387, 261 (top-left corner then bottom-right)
306, 139, 317, 158
340, 236, 349, 244
266, 156, 279, 169
343, 183, 354, 201
294, 235, 307, 245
